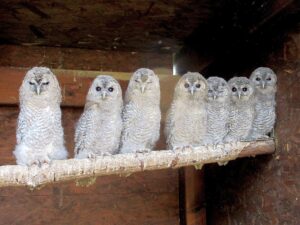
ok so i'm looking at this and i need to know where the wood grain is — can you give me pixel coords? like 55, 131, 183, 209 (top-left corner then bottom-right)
0, 45, 172, 72
0, 1, 207, 52
0, 169, 179, 225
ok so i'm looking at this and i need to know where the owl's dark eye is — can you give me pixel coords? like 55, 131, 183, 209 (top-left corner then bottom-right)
232, 87, 237, 92
29, 81, 35, 85
195, 84, 201, 88
42, 82, 49, 85
266, 77, 271, 81
256, 77, 261, 81
108, 87, 114, 92
242, 87, 248, 92
208, 90, 213, 93
96, 86, 101, 92
184, 83, 189, 88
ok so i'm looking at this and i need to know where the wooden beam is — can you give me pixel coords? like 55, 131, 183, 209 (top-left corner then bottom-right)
0, 45, 172, 72
179, 167, 206, 225
0, 66, 176, 107
0, 140, 275, 188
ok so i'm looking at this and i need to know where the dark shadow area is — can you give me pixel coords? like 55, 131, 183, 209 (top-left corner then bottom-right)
205, 155, 273, 225
176, 0, 300, 78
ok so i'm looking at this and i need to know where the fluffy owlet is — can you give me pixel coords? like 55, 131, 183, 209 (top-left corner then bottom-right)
120, 68, 161, 153
224, 77, 256, 143
74, 75, 123, 158
204, 77, 230, 145
14, 67, 68, 166
165, 72, 208, 150
249, 67, 277, 139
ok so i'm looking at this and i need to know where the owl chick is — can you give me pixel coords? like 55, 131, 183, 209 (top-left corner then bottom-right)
120, 68, 161, 154
224, 77, 256, 143
249, 67, 277, 139
74, 75, 123, 159
165, 72, 208, 150
204, 77, 230, 145
14, 67, 68, 166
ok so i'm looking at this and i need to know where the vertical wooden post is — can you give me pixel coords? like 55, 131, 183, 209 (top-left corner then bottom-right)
179, 166, 206, 225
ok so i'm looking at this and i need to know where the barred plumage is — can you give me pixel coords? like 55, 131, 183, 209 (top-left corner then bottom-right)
120, 68, 161, 153
225, 77, 256, 142
74, 75, 123, 158
14, 67, 68, 166
249, 67, 277, 139
165, 72, 208, 150
204, 77, 230, 145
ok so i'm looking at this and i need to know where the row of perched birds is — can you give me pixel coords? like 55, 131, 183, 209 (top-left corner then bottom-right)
13, 66, 276, 166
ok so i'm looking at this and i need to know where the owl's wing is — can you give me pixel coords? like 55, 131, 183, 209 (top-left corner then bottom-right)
149, 107, 161, 149
121, 101, 136, 143
74, 109, 92, 155
16, 110, 27, 144
164, 102, 176, 145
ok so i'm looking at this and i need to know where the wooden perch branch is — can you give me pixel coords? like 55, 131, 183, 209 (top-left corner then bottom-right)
0, 140, 274, 188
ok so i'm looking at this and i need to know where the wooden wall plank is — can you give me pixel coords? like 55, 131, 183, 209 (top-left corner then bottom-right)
0, 170, 179, 225
0, 66, 178, 108
0, 45, 172, 72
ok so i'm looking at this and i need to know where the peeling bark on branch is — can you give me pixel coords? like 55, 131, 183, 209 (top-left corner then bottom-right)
0, 140, 274, 188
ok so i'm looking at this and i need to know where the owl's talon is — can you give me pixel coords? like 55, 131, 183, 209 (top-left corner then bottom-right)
183, 145, 193, 150
217, 161, 229, 166
87, 153, 97, 159
30, 161, 39, 167
99, 152, 112, 157
172, 146, 182, 152
136, 149, 151, 154
250, 134, 270, 141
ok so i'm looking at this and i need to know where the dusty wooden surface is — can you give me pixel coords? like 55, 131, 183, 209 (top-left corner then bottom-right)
0, 1, 208, 52
0, 1, 295, 54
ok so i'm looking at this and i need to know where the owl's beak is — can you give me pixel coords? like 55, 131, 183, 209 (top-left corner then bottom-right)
35, 85, 41, 95
238, 93, 241, 99
101, 92, 107, 99
140, 85, 146, 93
189, 87, 195, 95
261, 82, 266, 89
213, 95, 217, 100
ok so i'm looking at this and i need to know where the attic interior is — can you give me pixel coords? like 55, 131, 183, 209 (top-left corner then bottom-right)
0, 1, 299, 225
